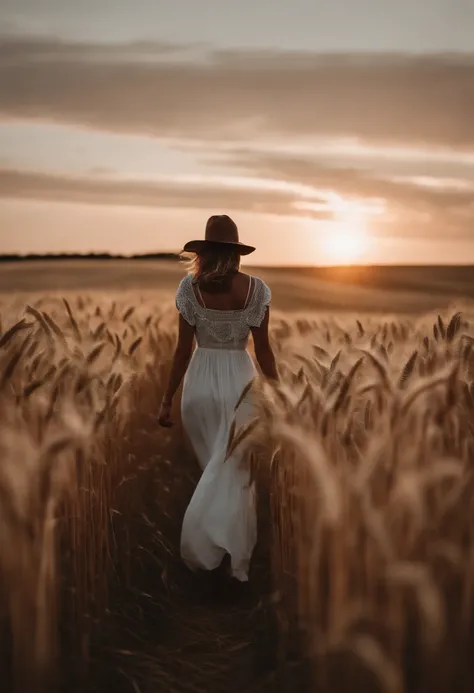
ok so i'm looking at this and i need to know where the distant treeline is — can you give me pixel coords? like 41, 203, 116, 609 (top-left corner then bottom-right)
0, 252, 180, 262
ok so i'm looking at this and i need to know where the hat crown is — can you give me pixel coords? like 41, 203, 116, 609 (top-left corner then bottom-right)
205, 215, 239, 244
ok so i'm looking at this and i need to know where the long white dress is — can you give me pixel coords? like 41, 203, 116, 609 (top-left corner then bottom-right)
175, 274, 271, 582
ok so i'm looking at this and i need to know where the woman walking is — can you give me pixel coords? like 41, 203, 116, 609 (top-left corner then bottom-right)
158, 215, 278, 582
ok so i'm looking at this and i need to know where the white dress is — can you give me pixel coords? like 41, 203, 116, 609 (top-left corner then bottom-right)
175, 273, 271, 582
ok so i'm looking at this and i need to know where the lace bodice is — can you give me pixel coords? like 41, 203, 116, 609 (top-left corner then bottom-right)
176, 274, 271, 350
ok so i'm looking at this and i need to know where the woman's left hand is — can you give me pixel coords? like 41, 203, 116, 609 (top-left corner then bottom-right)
158, 400, 173, 427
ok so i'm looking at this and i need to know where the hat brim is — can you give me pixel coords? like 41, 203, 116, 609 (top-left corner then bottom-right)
182, 239, 256, 256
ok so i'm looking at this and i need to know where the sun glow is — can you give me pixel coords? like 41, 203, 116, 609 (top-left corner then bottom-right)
323, 225, 369, 264
322, 202, 371, 265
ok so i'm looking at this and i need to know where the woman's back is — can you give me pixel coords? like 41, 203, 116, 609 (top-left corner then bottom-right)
175, 273, 271, 351
194, 272, 253, 312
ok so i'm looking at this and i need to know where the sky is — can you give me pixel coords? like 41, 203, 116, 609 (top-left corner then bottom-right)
0, 0, 473, 265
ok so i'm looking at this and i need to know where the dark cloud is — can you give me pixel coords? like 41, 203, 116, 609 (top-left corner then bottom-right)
0, 36, 473, 148
0, 167, 330, 219
0, 35, 202, 61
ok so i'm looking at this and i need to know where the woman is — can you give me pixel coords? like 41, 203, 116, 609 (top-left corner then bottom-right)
158, 215, 278, 582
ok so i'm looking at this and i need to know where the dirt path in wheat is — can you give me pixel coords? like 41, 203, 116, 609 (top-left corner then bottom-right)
86, 424, 288, 693
113, 580, 278, 693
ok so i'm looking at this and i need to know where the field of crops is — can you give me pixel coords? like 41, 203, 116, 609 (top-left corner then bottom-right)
2, 264, 474, 693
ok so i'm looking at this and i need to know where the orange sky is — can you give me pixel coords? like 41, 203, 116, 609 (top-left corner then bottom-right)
1, 2, 473, 265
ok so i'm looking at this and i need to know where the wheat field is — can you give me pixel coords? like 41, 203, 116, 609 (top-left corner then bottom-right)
2, 263, 474, 693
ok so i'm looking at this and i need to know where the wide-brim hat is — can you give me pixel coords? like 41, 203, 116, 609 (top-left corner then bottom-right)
182, 215, 255, 256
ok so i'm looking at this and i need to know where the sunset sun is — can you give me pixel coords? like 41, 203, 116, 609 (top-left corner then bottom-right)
322, 205, 371, 265
323, 225, 369, 264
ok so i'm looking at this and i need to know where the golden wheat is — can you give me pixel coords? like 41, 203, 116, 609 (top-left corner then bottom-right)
247, 307, 474, 693
2, 290, 474, 693
0, 291, 177, 692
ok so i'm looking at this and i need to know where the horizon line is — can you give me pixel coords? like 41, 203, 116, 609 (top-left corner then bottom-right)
2, 252, 474, 270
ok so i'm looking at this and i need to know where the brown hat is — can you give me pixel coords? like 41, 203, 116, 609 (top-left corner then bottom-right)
182, 215, 255, 255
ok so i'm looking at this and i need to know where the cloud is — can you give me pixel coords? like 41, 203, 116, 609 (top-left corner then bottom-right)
1, 36, 473, 149
222, 150, 474, 240
1, 162, 473, 243
227, 150, 474, 207
1, 36, 472, 243
0, 34, 202, 61
0, 167, 331, 219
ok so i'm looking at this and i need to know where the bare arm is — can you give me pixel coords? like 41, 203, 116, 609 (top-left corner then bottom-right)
162, 314, 195, 405
251, 307, 279, 382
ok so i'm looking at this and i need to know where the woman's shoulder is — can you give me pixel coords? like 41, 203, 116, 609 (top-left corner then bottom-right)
245, 275, 272, 327
176, 273, 196, 306
248, 275, 271, 298
241, 273, 270, 290
175, 274, 196, 325
176, 273, 193, 293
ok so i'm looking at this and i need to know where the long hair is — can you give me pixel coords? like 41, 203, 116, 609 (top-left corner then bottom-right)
187, 244, 241, 293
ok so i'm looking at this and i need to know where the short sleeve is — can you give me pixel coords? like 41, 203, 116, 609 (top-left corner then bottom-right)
175, 276, 196, 326
246, 278, 272, 328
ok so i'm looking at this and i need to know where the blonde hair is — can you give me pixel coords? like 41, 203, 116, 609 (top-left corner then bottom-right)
186, 245, 241, 292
